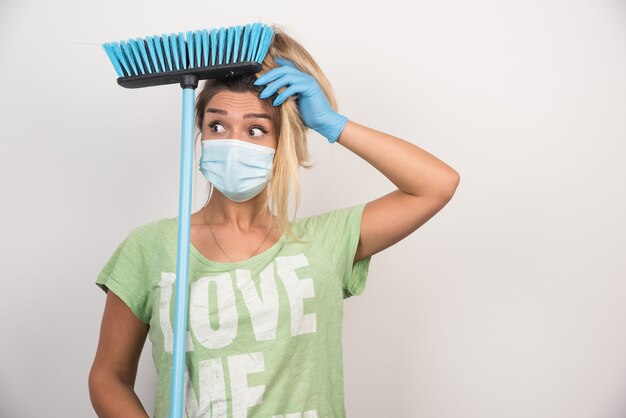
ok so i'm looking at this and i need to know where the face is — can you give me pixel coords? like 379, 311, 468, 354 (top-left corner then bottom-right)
201, 91, 277, 150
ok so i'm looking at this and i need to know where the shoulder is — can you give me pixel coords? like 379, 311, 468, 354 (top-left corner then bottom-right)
123, 218, 168, 245
131, 218, 163, 235
291, 203, 367, 238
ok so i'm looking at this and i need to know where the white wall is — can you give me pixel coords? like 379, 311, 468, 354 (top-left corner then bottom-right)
1, 0, 625, 417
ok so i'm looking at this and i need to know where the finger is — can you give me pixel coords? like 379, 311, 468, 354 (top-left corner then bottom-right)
259, 74, 304, 99
254, 65, 299, 86
274, 57, 298, 69
273, 84, 306, 106
259, 76, 291, 99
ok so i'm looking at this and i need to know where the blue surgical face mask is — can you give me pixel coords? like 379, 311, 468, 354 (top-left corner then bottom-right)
199, 139, 276, 203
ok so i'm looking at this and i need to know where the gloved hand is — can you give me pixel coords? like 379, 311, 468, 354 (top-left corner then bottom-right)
254, 57, 348, 143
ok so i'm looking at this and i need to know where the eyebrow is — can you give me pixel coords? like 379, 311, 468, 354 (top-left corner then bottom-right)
205, 108, 271, 120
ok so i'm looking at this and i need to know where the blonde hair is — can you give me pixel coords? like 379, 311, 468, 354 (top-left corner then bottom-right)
194, 24, 342, 241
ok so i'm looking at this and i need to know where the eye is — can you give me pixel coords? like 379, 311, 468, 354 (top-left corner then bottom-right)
208, 122, 226, 133
248, 126, 267, 137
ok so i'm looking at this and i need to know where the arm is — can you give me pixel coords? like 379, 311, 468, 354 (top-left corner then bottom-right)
253, 57, 460, 259
89, 290, 150, 418
336, 120, 460, 262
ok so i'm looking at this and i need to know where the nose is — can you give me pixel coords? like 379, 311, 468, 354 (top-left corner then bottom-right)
232, 131, 248, 141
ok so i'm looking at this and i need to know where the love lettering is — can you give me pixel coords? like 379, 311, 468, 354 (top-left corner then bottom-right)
158, 253, 317, 353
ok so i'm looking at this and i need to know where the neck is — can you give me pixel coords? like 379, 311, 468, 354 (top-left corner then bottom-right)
203, 188, 273, 231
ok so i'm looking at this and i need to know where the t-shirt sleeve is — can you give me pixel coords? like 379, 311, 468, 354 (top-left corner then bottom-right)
314, 203, 372, 299
95, 222, 158, 324
341, 203, 372, 299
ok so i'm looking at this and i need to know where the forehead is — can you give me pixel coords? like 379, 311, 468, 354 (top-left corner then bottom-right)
205, 91, 272, 118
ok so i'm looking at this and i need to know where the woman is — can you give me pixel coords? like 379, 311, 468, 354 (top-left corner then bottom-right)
89, 26, 460, 418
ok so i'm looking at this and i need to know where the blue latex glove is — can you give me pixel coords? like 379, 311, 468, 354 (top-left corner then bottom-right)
254, 57, 348, 143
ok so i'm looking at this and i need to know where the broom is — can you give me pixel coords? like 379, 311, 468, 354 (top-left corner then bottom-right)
102, 22, 274, 418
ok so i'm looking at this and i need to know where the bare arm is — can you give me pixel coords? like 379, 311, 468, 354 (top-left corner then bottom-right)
336, 120, 460, 262
89, 290, 150, 418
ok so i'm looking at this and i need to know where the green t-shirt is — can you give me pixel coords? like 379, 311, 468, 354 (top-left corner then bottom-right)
95, 203, 372, 418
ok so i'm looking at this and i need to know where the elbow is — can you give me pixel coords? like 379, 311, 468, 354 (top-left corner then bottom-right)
88, 367, 118, 417
88, 366, 103, 404
449, 171, 461, 193
88, 365, 112, 411
438, 171, 460, 200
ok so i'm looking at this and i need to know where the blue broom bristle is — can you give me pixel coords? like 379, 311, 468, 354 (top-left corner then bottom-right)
103, 23, 274, 78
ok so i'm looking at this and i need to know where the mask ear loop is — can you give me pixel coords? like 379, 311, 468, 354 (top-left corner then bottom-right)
195, 130, 214, 210
204, 183, 214, 207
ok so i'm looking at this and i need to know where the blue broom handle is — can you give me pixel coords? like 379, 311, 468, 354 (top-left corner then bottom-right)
170, 86, 196, 418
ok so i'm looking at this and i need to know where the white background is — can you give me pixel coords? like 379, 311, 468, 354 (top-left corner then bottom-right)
1, 0, 625, 417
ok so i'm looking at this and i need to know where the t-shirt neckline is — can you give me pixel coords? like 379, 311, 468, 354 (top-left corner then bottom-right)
190, 234, 288, 268
166, 218, 288, 269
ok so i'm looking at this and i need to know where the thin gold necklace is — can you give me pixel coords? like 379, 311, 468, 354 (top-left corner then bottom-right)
202, 205, 275, 263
